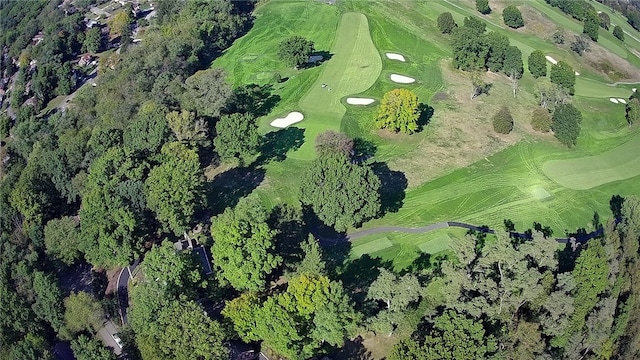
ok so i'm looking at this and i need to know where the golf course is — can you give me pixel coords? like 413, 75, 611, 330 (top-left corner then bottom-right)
212, 0, 640, 269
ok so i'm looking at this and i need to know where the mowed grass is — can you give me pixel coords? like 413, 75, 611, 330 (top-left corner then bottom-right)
292, 12, 382, 159
212, 0, 640, 269
349, 227, 467, 270
542, 137, 640, 190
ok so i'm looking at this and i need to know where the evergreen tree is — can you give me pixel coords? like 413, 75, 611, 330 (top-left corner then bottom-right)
552, 103, 582, 147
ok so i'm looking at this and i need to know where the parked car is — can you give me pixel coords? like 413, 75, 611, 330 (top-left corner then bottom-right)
112, 333, 123, 348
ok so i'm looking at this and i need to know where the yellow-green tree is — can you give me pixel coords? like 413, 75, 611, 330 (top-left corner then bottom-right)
376, 89, 420, 134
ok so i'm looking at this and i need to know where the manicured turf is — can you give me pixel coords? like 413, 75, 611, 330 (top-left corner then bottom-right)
542, 137, 640, 190
293, 12, 383, 159
213, 0, 640, 270
349, 227, 467, 270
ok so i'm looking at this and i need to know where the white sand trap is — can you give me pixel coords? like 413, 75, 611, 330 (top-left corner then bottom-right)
390, 74, 415, 84
270, 112, 304, 128
618, 98, 627, 104
346, 97, 375, 105
575, 71, 580, 76
385, 53, 406, 62
545, 55, 558, 65
610, 98, 619, 103
633, 88, 637, 92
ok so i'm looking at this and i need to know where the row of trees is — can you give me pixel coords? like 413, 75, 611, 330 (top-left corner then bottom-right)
392, 196, 640, 359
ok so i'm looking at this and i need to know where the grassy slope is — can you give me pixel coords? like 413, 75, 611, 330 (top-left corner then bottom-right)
542, 135, 640, 190
293, 12, 382, 159
213, 0, 640, 269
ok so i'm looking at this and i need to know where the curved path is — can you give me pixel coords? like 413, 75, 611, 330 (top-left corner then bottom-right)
320, 221, 601, 245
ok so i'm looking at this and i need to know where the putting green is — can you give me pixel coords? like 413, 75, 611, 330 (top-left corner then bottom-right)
543, 138, 640, 190
292, 12, 382, 159
417, 235, 452, 254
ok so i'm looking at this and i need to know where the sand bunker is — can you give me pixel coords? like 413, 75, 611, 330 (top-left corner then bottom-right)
610, 98, 619, 103
575, 71, 580, 76
346, 97, 375, 105
390, 74, 415, 84
633, 88, 637, 92
545, 55, 558, 65
385, 53, 406, 62
270, 112, 304, 128
618, 98, 627, 104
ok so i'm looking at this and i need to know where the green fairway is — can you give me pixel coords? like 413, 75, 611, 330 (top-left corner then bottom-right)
542, 137, 640, 190
292, 12, 382, 159
351, 236, 394, 258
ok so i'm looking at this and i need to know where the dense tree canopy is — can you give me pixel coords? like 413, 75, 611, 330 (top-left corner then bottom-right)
44, 216, 81, 265
278, 36, 315, 68
503, 5, 524, 28
63, 292, 104, 334
376, 89, 420, 134
210, 196, 281, 291
79, 147, 147, 268
214, 113, 261, 165
145, 142, 204, 236
552, 103, 582, 147
528, 50, 547, 78
550, 61, 576, 95
299, 153, 381, 232
71, 335, 116, 360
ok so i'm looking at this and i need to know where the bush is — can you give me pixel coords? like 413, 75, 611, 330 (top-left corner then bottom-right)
503, 6, 524, 28
492, 106, 514, 134
438, 12, 457, 34
570, 34, 590, 56
476, 0, 491, 15
613, 25, 624, 41
531, 108, 552, 132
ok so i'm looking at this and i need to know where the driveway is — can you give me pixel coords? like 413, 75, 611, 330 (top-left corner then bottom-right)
97, 320, 122, 355
117, 259, 139, 325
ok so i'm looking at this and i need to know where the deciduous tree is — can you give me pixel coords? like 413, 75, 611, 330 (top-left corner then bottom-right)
32, 271, 64, 332
492, 106, 514, 134
166, 110, 209, 148
550, 61, 576, 95
376, 89, 420, 134
314, 130, 354, 159
278, 36, 314, 68
503, 5, 524, 28
531, 108, 552, 132
210, 196, 281, 291
475, 0, 491, 15
145, 142, 204, 236
528, 50, 547, 78
214, 113, 260, 165
367, 268, 421, 312
437, 12, 457, 34
583, 10, 600, 41
182, 68, 231, 118
63, 292, 104, 334
613, 25, 624, 41
299, 154, 381, 232
552, 103, 582, 147
44, 217, 81, 265
71, 335, 116, 360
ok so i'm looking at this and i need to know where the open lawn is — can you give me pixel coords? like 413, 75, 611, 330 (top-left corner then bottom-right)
543, 136, 640, 190
213, 0, 640, 275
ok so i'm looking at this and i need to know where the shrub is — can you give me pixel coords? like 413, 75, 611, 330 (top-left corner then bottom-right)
503, 6, 524, 28
531, 108, 552, 132
438, 12, 457, 34
492, 106, 514, 134
613, 25, 624, 41
476, 0, 490, 15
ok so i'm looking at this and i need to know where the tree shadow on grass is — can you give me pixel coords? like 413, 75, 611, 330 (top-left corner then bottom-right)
205, 165, 266, 216
371, 162, 408, 215
225, 83, 281, 118
333, 336, 374, 360
257, 127, 305, 164
269, 204, 310, 266
418, 103, 435, 130
302, 50, 334, 69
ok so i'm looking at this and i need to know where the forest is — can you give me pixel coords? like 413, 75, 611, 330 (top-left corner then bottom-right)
1, 0, 640, 359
